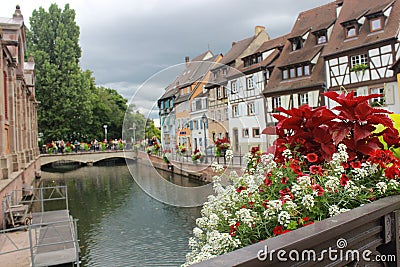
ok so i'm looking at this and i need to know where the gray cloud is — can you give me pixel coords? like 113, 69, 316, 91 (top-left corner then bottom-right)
3, 0, 333, 116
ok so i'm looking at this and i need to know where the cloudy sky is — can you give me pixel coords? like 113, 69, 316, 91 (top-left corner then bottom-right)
1, 0, 332, 118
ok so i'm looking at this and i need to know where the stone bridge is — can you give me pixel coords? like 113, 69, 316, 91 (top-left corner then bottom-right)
40, 150, 137, 166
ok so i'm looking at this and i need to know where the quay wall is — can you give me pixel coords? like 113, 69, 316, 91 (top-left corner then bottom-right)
136, 151, 243, 183
0, 156, 41, 229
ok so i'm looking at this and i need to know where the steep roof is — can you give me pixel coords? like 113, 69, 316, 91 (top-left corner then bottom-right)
160, 51, 221, 103
322, 0, 399, 57
218, 36, 256, 66
264, 2, 337, 95
237, 34, 289, 74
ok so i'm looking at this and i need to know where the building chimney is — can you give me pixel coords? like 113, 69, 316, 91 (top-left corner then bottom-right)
13, 5, 23, 20
185, 56, 190, 66
255, 25, 265, 36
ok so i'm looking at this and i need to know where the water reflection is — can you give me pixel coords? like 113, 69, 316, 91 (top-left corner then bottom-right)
40, 164, 202, 266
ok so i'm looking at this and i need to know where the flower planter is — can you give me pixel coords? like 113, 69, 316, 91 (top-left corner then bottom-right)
192, 195, 400, 267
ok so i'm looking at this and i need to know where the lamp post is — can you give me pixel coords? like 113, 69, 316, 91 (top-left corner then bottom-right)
130, 123, 136, 145
103, 125, 108, 142
201, 113, 208, 163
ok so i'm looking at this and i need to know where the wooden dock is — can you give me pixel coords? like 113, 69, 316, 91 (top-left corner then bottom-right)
31, 210, 79, 267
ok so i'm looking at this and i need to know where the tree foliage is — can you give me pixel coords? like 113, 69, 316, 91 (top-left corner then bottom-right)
27, 4, 93, 141
26, 4, 144, 143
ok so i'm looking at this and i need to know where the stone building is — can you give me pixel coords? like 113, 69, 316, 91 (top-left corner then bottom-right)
0, 6, 40, 228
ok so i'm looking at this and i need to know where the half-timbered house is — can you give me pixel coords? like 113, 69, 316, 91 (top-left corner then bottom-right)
323, 0, 400, 113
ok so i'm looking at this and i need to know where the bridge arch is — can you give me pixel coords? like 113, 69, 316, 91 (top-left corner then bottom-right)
40, 151, 137, 166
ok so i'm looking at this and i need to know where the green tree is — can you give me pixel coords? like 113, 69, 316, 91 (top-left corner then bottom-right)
27, 4, 93, 141
91, 86, 127, 141
145, 118, 161, 142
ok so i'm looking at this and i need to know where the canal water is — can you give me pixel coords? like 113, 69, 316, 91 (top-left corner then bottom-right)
40, 162, 203, 267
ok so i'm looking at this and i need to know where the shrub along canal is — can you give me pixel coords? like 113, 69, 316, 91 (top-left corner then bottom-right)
40, 160, 203, 266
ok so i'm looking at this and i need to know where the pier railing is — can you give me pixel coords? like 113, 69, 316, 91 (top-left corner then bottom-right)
0, 218, 80, 267
0, 186, 80, 267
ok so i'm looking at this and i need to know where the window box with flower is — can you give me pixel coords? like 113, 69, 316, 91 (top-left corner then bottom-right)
214, 137, 231, 157
178, 144, 188, 155
191, 149, 203, 163
183, 91, 400, 266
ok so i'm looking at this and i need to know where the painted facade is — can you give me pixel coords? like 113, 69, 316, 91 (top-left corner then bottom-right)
208, 26, 270, 154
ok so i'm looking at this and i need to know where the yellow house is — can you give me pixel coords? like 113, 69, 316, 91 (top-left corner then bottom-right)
174, 51, 222, 153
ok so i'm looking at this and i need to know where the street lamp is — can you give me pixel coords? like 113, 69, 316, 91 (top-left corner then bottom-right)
130, 123, 136, 145
201, 113, 208, 163
103, 125, 108, 142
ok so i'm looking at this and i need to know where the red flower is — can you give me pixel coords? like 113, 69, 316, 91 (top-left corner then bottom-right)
290, 159, 303, 175
312, 184, 325, 196
279, 188, 294, 201
273, 225, 291, 235
281, 177, 289, 184
251, 146, 260, 155
229, 222, 241, 236
262, 199, 269, 209
350, 161, 361, 169
341, 162, 349, 169
297, 217, 314, 226
340, 174, 350, 187
273, 226, 283, 235
264, 178, 272, 187
309, 165, 323, 175
385, 165, 400, 179
306, 153, 318, 163
236, 186, 246, 193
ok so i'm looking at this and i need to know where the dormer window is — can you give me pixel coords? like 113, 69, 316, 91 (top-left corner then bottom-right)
291, 37, 304, 51
370, 17, 383, 32
314, 30, 327, 44
281, 64, 311, 80
346, 26, 357, 38
243, 54, 262, 67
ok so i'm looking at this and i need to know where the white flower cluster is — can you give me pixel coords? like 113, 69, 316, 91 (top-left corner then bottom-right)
211, 162, 225, 174
330, 144, 349, 173
352, 162, 379, 180
328, 205, 349, 217
376, 181, 388, 193
278, 211, 291, 226
235, 208, 256, 227
282, 149, 292, 160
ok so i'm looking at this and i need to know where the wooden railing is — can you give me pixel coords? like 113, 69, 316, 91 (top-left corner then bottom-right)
193, 195, 400, 267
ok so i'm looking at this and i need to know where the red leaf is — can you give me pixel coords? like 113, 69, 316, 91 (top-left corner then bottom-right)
354, 123, 371, 142
330, 124, 352, 144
